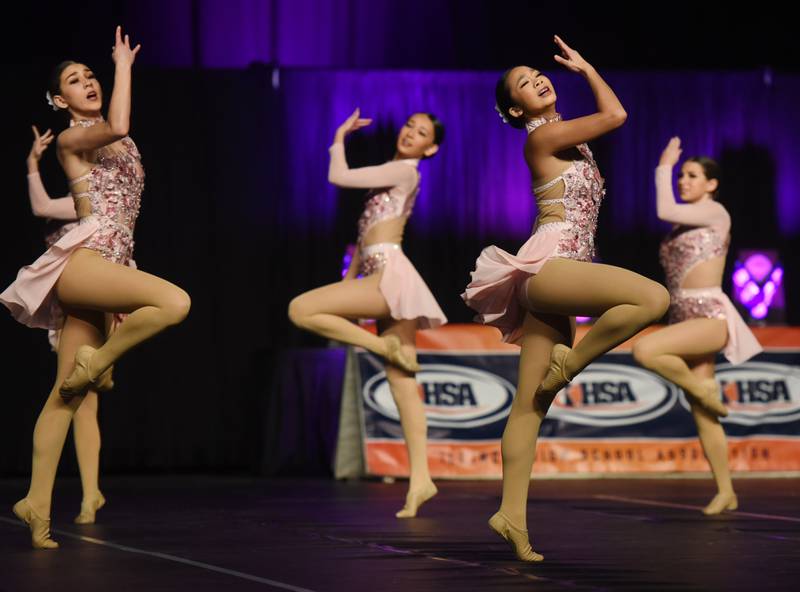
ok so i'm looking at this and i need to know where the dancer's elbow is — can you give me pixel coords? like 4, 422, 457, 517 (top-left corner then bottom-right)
607, 109, 627, 128
107, 119, 130, 138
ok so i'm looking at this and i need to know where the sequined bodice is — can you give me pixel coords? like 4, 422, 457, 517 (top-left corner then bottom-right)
69, 119, 145, 263
659, 225, 729, 291
527, 115, 606, 261
79, 140, 143, 229
357, 162, 419, 246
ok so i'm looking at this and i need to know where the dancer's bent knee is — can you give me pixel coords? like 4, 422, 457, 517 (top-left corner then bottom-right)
159, 287, 191, 326
287, 295, 313, 329
640, 282, 670, 320
631, 340, 657, 368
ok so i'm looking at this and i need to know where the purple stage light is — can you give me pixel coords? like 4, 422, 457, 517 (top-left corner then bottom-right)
740, 281, 760, 305
763, 281, 776, 302
744, 253, 773, 282
732, 250, 785, 324
733, 267, 751, 288
576, 316, 592, 325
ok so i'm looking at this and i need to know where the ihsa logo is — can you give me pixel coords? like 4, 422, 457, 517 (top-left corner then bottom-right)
548, 364, 677, 426
363, 364, 514, 428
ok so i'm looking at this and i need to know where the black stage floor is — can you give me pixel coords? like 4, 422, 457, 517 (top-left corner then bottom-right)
0, 476, 798, 591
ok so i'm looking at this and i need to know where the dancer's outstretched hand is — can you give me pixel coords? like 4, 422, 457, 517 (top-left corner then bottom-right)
28, 125, 54, 163
659, 137, 683, 166
335, 108, 373, 142
111, 25, 141, 66
553, 35, 591, 74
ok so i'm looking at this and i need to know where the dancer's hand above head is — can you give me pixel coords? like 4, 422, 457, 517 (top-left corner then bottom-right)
334, 108, 373, 143
28, 125, 54, 166
111, 25, 141, 66
659, 137, 683, 167
553, 35, 592, 75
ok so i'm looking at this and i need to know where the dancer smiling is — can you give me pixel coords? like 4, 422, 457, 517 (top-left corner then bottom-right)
632, 137, 762, 514
463, 36, 669, 561
290, 109, 446, 518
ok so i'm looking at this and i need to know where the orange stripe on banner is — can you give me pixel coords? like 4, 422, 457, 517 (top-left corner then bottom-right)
411, 324, 800, 352
415, 324, 518, 351
365, 438, 800, 478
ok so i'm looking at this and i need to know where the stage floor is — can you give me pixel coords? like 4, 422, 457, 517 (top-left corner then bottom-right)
1, 476, 798, 591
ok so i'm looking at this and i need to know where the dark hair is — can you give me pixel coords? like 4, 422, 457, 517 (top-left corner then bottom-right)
424, 112, 445, 146
686, 156, 721, 198
48, 60, 77, 100
495, 67, 528, 130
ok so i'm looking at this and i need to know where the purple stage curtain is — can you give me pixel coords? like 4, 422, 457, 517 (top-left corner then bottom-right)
277, 69, 800, 241
127, 0, 457, 69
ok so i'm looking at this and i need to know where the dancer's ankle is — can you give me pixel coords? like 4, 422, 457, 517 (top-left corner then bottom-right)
408, 475, 434, 491
24, 496, 49, 518
89, 350, 112, 378
497, 506, 526, 530
82, 489, 102, 501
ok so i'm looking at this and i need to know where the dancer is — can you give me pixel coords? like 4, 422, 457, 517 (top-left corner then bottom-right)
289, 109, 446, 518
632, 137, 762, 514
25, 124, 107, 525
27, 126, 81, 351
462, 36, 670, 561
27, 126, 79, 255
1, 26, 190, 549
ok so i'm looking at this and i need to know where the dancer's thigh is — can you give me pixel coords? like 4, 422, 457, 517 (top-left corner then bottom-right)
57, 249, 187, 314
291, 274, 391, 320
634, 318, 727, 364
526, 258, 665, 317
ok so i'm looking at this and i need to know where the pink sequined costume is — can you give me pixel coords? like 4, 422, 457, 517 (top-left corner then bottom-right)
462, 114, 605, 344
1, 119, 144, 330
328, 143, 446, 329
655, 165, 761, 364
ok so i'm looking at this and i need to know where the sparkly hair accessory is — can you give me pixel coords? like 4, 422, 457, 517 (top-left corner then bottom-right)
45, 91, 59, 111
494, 104, 508, 124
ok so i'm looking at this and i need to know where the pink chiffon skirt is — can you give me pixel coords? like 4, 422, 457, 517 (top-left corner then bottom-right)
361, 242, 446, 329
1, 216, 134, 331
461, 225, 563, 344
671, 287, 763, 364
